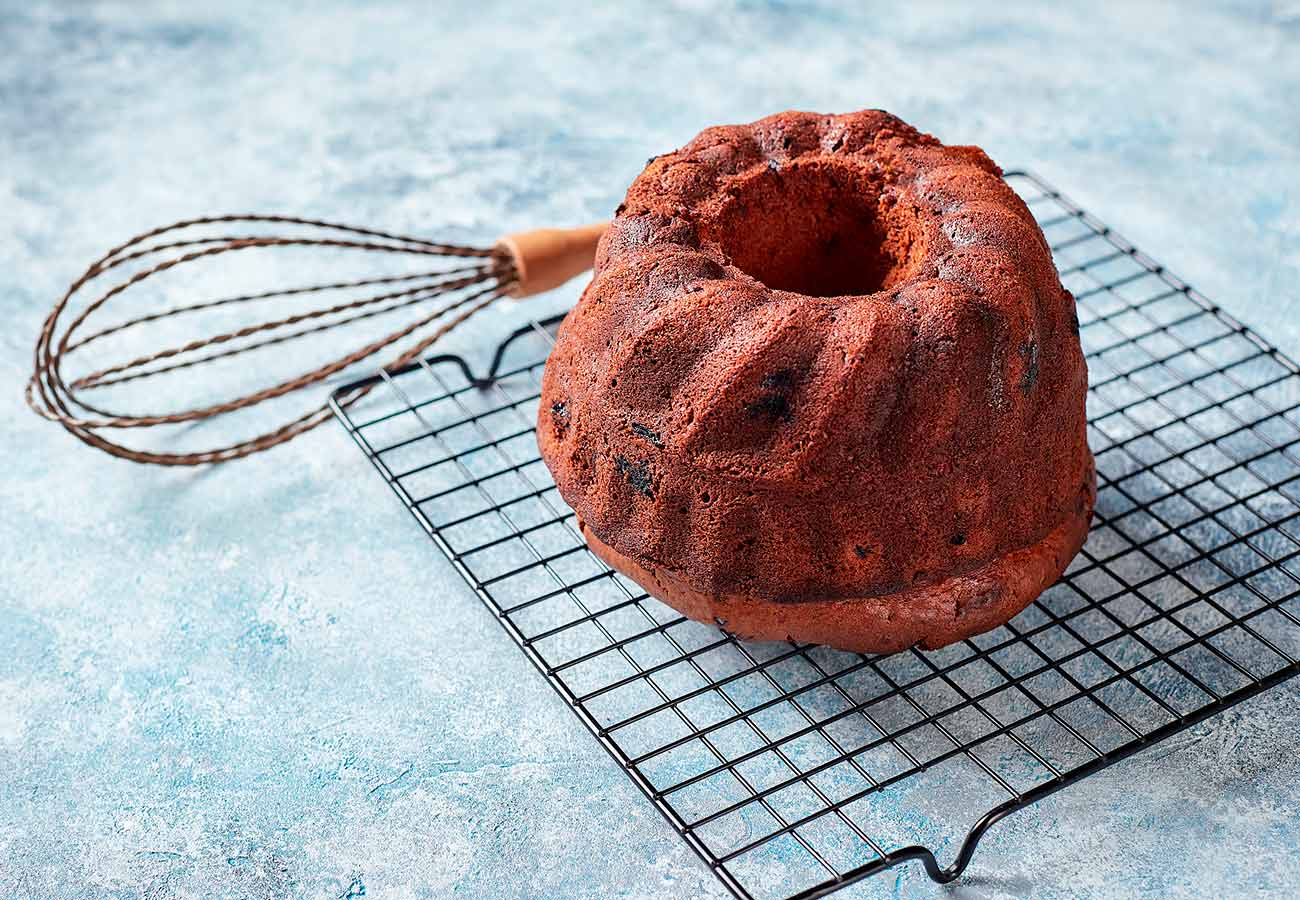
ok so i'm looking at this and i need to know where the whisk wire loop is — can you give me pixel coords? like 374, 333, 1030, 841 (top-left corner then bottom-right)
27, 216, 520, 465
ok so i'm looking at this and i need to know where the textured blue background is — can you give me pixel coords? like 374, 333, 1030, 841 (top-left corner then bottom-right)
2, 2, 1299, 898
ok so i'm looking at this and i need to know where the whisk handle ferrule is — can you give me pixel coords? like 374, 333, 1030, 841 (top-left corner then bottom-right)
495, 222, 608, 299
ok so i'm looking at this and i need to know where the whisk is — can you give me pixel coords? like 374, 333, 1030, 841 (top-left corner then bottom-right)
27, 216, 606, 465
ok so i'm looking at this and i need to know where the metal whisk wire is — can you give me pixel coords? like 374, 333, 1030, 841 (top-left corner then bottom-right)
25, 214, 563, 466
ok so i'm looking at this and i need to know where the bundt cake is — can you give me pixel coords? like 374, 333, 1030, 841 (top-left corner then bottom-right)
537, 109, 1095, 654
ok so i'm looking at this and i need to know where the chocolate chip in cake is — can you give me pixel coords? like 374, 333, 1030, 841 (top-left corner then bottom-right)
1020, 339, 1040, 393
746, 394, 792, 422
614, 455, 654, 498
630, 422, 663, 448
550, 401, 570, 436
762, 369, 795, 391
746, 369, 796, 423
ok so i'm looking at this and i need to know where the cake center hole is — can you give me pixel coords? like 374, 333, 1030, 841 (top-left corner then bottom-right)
699, 160, 924, 298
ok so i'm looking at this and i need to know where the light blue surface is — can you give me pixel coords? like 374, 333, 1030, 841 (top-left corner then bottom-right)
2, 2, 1299, 898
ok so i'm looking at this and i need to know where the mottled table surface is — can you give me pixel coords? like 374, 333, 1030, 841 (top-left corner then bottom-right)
3, 2, 1299, 898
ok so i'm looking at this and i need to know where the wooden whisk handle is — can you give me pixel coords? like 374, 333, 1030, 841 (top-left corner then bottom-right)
495, 222, 608, 299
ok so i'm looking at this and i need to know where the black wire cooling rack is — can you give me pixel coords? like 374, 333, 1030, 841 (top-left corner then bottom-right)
330, 172, 1300, 900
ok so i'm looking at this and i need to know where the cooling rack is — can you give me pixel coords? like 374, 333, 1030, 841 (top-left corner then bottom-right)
329, 172, 1300, 900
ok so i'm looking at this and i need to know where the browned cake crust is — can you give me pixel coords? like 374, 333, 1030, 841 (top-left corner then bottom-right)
538, 109, 1094, 653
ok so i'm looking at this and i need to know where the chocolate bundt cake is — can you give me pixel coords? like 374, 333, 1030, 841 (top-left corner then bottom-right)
538, 109, 1095, 654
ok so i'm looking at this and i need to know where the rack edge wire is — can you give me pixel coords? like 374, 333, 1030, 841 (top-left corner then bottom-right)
328, 170, 1300, 900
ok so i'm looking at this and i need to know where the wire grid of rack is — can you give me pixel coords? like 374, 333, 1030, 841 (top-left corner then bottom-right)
330, 172, 1300, 900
